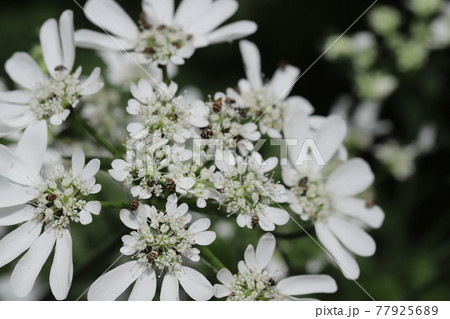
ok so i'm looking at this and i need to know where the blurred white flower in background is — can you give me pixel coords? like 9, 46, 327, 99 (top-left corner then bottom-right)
331, 96, 392, 151
374, 125, 436, 181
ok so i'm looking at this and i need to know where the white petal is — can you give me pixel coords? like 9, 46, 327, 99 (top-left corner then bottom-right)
75, 29, 134, 51
81, 159, 100, 179
5, 53, 44, 89
244, 244, 257, 269
49, 229, 73, 300
0, 183, 35, 207
109, 159, 128, 181
177, 266, 214, 301
315, 222, 360, 280
328, 217, 376, 257
277, 275, 337, 296
193, 231, 216, 245
87, 261, 144, 301
59, 10, 75, 70
160, 272, 179, 301
0, 205, 34, 226
326, 158, 374, 196
256, 233, 275, 270
120, 209, 139, 229
79, 210, 93, 225
0, 90, 31, 104
188, 218, 211, 233
214, 284, 230, 298
85, 201, 101, 215
187, 0, 237, 34
264, 206, 290, 225
129, 269, 157, 301
177, 176, 195, 190
206, 21, 257, 46
285, 96, 314, 115
239, 40, 262, 89
216, 268, 234, 286
40, 18, 64, 77
237, 260, 248, 273
314, 115, 347, 164
196, 197, 206, 208
175, 0, 212, 27
0, 220, 42, 267
257, 215, 275, 232
269, 65, 300, 99
80, 67, 103, 96
283, 109, 309, 166
143, 0, 174, 25
333, 197, 384, 228
11, 229, 56, 298
71, 149, 85, 174
15, 120, 47, 177
84, 0, 139, 38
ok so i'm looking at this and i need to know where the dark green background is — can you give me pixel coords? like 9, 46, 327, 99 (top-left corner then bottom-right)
0, 0, 449, 301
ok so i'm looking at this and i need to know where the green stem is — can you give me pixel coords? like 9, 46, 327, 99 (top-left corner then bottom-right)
72, 111, 122, 158
198, 246, 226, 272
101, 201, 130, 209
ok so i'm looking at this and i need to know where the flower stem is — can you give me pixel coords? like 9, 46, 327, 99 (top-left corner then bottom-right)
101, 201, 130, 209
198, 246, 226, 272
72, 111, 123, 158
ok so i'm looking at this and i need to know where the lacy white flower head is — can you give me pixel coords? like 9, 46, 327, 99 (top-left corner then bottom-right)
214, 233, 337, 300
0, 10, 103, 136
0, 121, 102, 300
283, 110, 385, 279
225, 40, 314, 138
330, 97, 392, 151
75, 0, 257, 66
109, 130, 195, 199
88, 195, 216, 300
126, 78, 209, 143
212, 150, 289, 231
194, 92, 261, 156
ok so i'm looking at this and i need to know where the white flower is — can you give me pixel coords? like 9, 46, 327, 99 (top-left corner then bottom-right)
0, 10, 103, 136
225, 40, 313, 138
87, 195, 215, 301
75, 0, 257, 65
109, 130, 196, 199
194, 92, 261, 155
126, 78, 209, 142
212, 150, 289, 231
283, 110, 384, 280
214, 233, 337, 300
0, 122, 102, 299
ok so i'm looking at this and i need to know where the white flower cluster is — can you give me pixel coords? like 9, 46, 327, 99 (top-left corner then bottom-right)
32, 149, 102, 230
88, 195, 216, 301
0, 0, 390, 302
